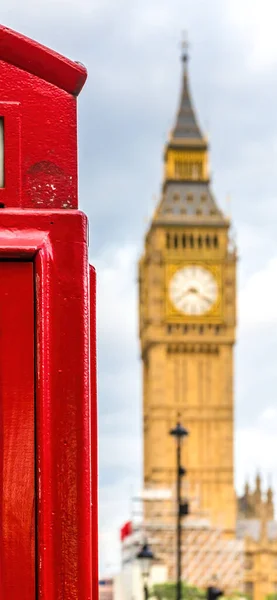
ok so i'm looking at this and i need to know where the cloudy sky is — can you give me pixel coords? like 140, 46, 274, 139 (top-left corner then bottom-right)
4, 0, 277, 577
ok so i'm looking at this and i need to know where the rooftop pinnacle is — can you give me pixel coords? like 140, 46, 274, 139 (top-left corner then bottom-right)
170, 38, 203, 142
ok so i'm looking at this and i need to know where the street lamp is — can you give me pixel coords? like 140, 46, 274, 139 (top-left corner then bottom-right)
136, 541, 155, 600
170, 422, 189, 600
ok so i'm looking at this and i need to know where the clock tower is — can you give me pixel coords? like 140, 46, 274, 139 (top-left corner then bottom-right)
139, 48, 237, 535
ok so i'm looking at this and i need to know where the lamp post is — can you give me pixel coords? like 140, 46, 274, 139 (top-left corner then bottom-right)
170, 422, 189, 600
136, 541, 155, 600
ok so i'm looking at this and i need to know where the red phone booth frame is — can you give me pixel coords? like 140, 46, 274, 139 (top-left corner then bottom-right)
0, 210, 97, 598
0, 25, 98, 600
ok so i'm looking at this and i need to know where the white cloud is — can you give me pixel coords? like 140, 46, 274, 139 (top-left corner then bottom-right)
239, 257, 277, 328
226, 0, 277, 70
261, 407, 277, 421
95, 243, 142, 573
99, 430, 141, 470
99, 478, 139, 576
236, 408, 277, 495
94, 243, 139, 345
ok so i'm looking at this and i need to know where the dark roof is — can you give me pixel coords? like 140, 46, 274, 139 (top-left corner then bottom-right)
0, 24, 87, 96
155, 181, 226, 226
171, 59, 203, 141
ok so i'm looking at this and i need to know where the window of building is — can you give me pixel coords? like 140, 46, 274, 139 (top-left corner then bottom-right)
174, 161, 203, 179
244, 556, 253, 570
244, 582, 253, 597
174, 161, 188, 178
192, 162, 203, 179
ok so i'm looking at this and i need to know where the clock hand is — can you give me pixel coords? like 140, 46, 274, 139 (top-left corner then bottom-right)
173, 288, 194, 301
199, 293, 213, 303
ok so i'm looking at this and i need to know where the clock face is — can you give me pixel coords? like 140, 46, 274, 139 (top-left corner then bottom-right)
169, 265, 218, 316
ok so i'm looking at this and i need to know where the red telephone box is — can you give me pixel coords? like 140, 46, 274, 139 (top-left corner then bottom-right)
0, 26, 98, 599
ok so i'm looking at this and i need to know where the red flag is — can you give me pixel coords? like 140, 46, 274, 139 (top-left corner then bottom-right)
120, 521, 132, 541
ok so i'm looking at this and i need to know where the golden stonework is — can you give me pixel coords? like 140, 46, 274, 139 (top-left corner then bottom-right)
165, 148, 209, 182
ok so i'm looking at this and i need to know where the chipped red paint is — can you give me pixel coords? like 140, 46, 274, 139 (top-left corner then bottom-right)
0, 25, 87, 210
0, 25, 98, 600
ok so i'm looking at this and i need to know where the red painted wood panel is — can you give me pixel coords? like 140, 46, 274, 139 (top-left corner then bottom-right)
0, 262, 35, 598
0, 210, 96, 598
90, 265, 99, 599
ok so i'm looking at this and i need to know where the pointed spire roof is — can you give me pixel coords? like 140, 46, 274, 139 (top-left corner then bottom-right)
171, 41, 203, 142
244, 480, 250, 497
255, 472, 261, 492
267, 486, 273, 502
152, 41, 228, 228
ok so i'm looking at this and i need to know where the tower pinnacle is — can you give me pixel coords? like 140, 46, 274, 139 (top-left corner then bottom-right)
181, 31, 189, 72
170, 36, 203, 142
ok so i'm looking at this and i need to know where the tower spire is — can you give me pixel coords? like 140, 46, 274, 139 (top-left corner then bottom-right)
154, 41, 227, 226
170, 35, 203, 142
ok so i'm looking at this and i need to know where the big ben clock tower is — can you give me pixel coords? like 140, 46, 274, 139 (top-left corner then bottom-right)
138, 47, 237, 536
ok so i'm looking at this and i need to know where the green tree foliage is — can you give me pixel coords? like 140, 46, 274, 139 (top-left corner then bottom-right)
149, 582, 251, 600
150, 582, 206, 600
